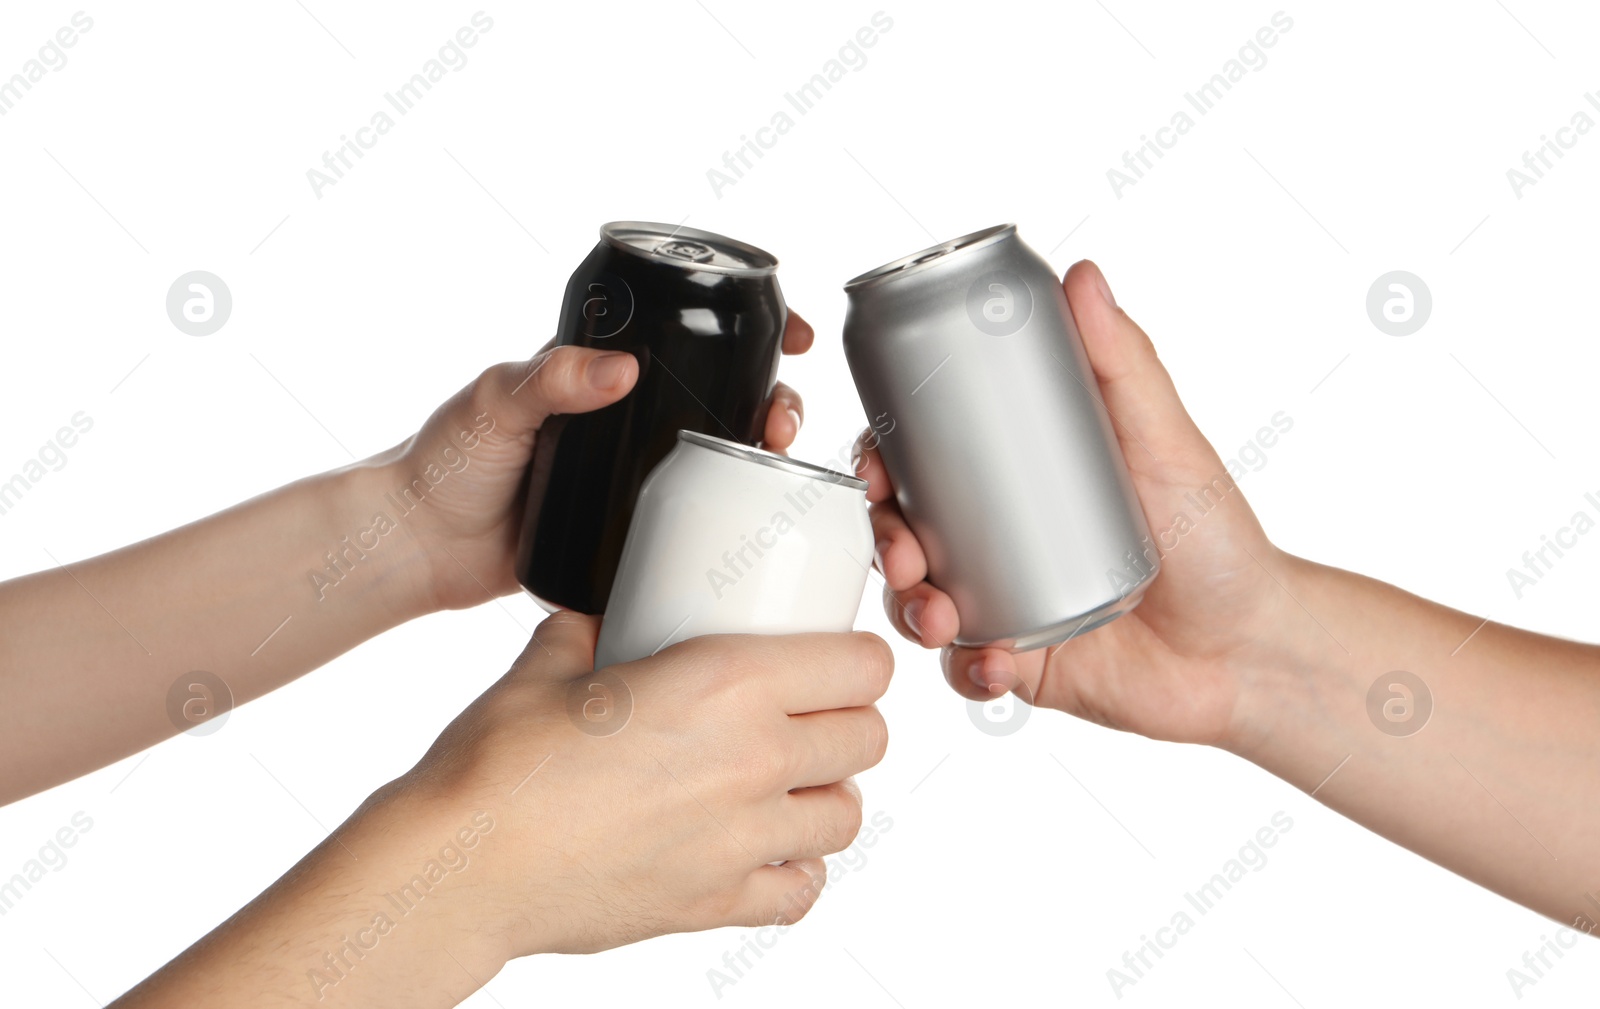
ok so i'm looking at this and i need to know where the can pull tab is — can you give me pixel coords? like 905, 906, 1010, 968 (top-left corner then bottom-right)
655, 239, 715, 263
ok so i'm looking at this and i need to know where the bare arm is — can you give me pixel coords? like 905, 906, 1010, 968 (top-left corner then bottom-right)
1232, 559, 1600, 929
0, 462, 428, 804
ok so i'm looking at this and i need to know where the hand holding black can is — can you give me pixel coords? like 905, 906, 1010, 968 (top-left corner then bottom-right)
515, 222, 802, 614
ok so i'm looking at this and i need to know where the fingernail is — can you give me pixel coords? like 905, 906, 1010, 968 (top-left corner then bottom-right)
588, 352, 634, 389
966, 656, 991, 692
969, 655, 1013, 693
873, 538, 891, 573
786, 407, 803, 436
1091, 264, 1117, 309
850, 437, 867, 474
904, 598, 927, 642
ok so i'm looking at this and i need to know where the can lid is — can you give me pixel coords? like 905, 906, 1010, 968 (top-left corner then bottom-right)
843, 223, 1017, 292
601, 221, 779, 277
678, 430, 868, 490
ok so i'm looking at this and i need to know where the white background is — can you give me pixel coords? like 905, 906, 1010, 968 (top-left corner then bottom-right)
2, 1, 1598, 1006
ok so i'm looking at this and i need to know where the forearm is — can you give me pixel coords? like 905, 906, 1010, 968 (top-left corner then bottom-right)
1230, 555, 1600, 928
111, 784, 511, 1008
0, 460, 434, 802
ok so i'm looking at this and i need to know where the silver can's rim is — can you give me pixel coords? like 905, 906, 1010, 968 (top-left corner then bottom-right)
677, 430, 868, 491
843, 223, 1016, 292
601, 221, 779, 277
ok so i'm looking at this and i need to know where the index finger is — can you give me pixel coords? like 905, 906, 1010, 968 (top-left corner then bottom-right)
782, 311, 815, 355
682, 631, 892, 714
781, 632, 893, 714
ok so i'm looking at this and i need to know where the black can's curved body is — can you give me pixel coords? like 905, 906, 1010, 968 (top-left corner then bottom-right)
515, 222, 786, 614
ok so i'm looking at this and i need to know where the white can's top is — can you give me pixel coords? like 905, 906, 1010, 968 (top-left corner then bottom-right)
677, 430, 866, 491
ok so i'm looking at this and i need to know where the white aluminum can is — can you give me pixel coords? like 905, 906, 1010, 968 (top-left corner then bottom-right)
594, 430, 873, 669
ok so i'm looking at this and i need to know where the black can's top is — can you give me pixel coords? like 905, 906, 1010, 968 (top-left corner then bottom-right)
601, 221, 778, 277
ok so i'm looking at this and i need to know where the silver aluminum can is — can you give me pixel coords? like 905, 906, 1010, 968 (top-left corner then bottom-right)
595, 431, 873, 669
842, 224, 1156, 651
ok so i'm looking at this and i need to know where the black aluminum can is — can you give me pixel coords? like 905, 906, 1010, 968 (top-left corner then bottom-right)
514, 221, 786, 613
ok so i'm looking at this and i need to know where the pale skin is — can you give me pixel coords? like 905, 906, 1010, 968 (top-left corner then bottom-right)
2, 314, 898, 1005
860, 260, 1600, 933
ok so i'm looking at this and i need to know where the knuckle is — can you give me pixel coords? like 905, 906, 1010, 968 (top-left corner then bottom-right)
530, 346, 583, 393
692, 880, 747, 927
862, 708, 889, 768
855, 633, 895, 695
466, 362, 515, 415
880, 583, 903, 626
685, 636, 761, 698
868, 503, 897, 535
744, 891, 797, 930
812, 797, 863, 855
771, 876, 824, 928
769, 895, 813, 928
479, 690, 541, 751
731, 739, 791, 797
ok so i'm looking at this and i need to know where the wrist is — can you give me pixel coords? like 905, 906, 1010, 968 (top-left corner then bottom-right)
1219, 552, 1361, 765
333, 780, 517, 986
121, 779, 513, 1007
321, 458, 443, 624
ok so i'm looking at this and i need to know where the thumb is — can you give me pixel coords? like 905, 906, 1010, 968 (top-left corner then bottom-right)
513, 610, 603, 680
941, 644, 1047, 703
1063, 260, 1219, 473
492, 345, 639, 436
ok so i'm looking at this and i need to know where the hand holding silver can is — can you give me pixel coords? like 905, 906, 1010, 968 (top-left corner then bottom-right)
843, 224, 1157, 652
